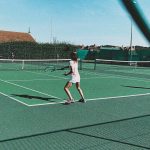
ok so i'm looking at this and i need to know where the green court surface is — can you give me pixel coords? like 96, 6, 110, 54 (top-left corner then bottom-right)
0, 68, 150, 150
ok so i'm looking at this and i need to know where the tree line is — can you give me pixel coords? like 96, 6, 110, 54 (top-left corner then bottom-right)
0, 42, 77, 59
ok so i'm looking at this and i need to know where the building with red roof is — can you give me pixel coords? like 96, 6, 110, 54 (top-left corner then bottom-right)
0, 30, 35, 43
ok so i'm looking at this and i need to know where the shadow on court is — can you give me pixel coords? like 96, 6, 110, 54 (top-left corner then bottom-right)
11, 94, 58, 102
121, 85, 150, 90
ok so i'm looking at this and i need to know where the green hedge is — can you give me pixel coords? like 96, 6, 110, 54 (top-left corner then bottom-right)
0, 42, 77, 59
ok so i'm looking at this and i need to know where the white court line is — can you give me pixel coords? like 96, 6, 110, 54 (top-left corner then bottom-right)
26, 69, 108, 80
26, 69, 150, 83
26, 70, 67, 79
7, 78, 62, 82
80, 70, 150, 82
28, 92, 150, 107
27, 70, 150, 106
81, 75, 150, 82
1, 70, 149, 107
86, 93, 150, 101
0, 92, 30, 106
28, 101, 66, 106
0, 78, 63, 106
0, 70, 69, 107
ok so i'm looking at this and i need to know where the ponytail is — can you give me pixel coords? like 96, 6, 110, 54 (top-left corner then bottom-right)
70, 52, 77, 61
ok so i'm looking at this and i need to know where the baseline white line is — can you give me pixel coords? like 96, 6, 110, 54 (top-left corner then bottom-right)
28, 101, 66, 106
0, 92, 30, 106
28, 99, 82, 107
29, 92, 150, 106
86, 93, 150, 101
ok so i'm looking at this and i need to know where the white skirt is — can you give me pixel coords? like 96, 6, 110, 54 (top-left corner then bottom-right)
69, 74, 80, 83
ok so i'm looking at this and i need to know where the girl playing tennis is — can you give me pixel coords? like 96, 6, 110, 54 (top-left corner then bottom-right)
64, 52, 85, 104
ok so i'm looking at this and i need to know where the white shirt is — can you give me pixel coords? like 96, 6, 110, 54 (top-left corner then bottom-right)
69, 60, 80, 83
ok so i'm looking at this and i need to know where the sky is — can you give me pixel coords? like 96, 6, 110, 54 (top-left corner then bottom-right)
0, 0, 149, 47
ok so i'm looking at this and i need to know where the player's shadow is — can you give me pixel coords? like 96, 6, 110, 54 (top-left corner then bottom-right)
121, 85, 150, 90
11, 94, 58, 102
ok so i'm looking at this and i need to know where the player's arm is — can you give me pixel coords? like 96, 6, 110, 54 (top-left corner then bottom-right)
64, 66, 73, 76
60, 65, 69, 70
50, 65, 70, 72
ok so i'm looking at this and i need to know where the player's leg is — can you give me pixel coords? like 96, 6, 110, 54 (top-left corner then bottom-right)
76, 82, 86, 103
64, 81, 74, 104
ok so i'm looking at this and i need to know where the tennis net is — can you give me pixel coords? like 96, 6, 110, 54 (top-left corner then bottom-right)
93, 59, 150, 79
79, 58, 150, 79
0, 59, 71, 71
95, 59, 150, 70
79, 59, 139, 71
79, 59, 95, 70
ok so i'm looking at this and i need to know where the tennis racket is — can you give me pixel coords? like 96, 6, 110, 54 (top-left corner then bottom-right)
51, 65, 70, 72
44, 66, 54, 72
51, 67, 65, 72
121, 0, 150, 43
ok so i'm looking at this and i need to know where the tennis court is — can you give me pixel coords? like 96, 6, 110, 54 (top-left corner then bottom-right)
0, 60, 150, 150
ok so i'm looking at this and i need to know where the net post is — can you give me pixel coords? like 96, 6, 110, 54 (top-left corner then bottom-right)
134, 61, 137, 70
79, 59, 82, 70
22, 60, 24, 70
94, 59, 97, 70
